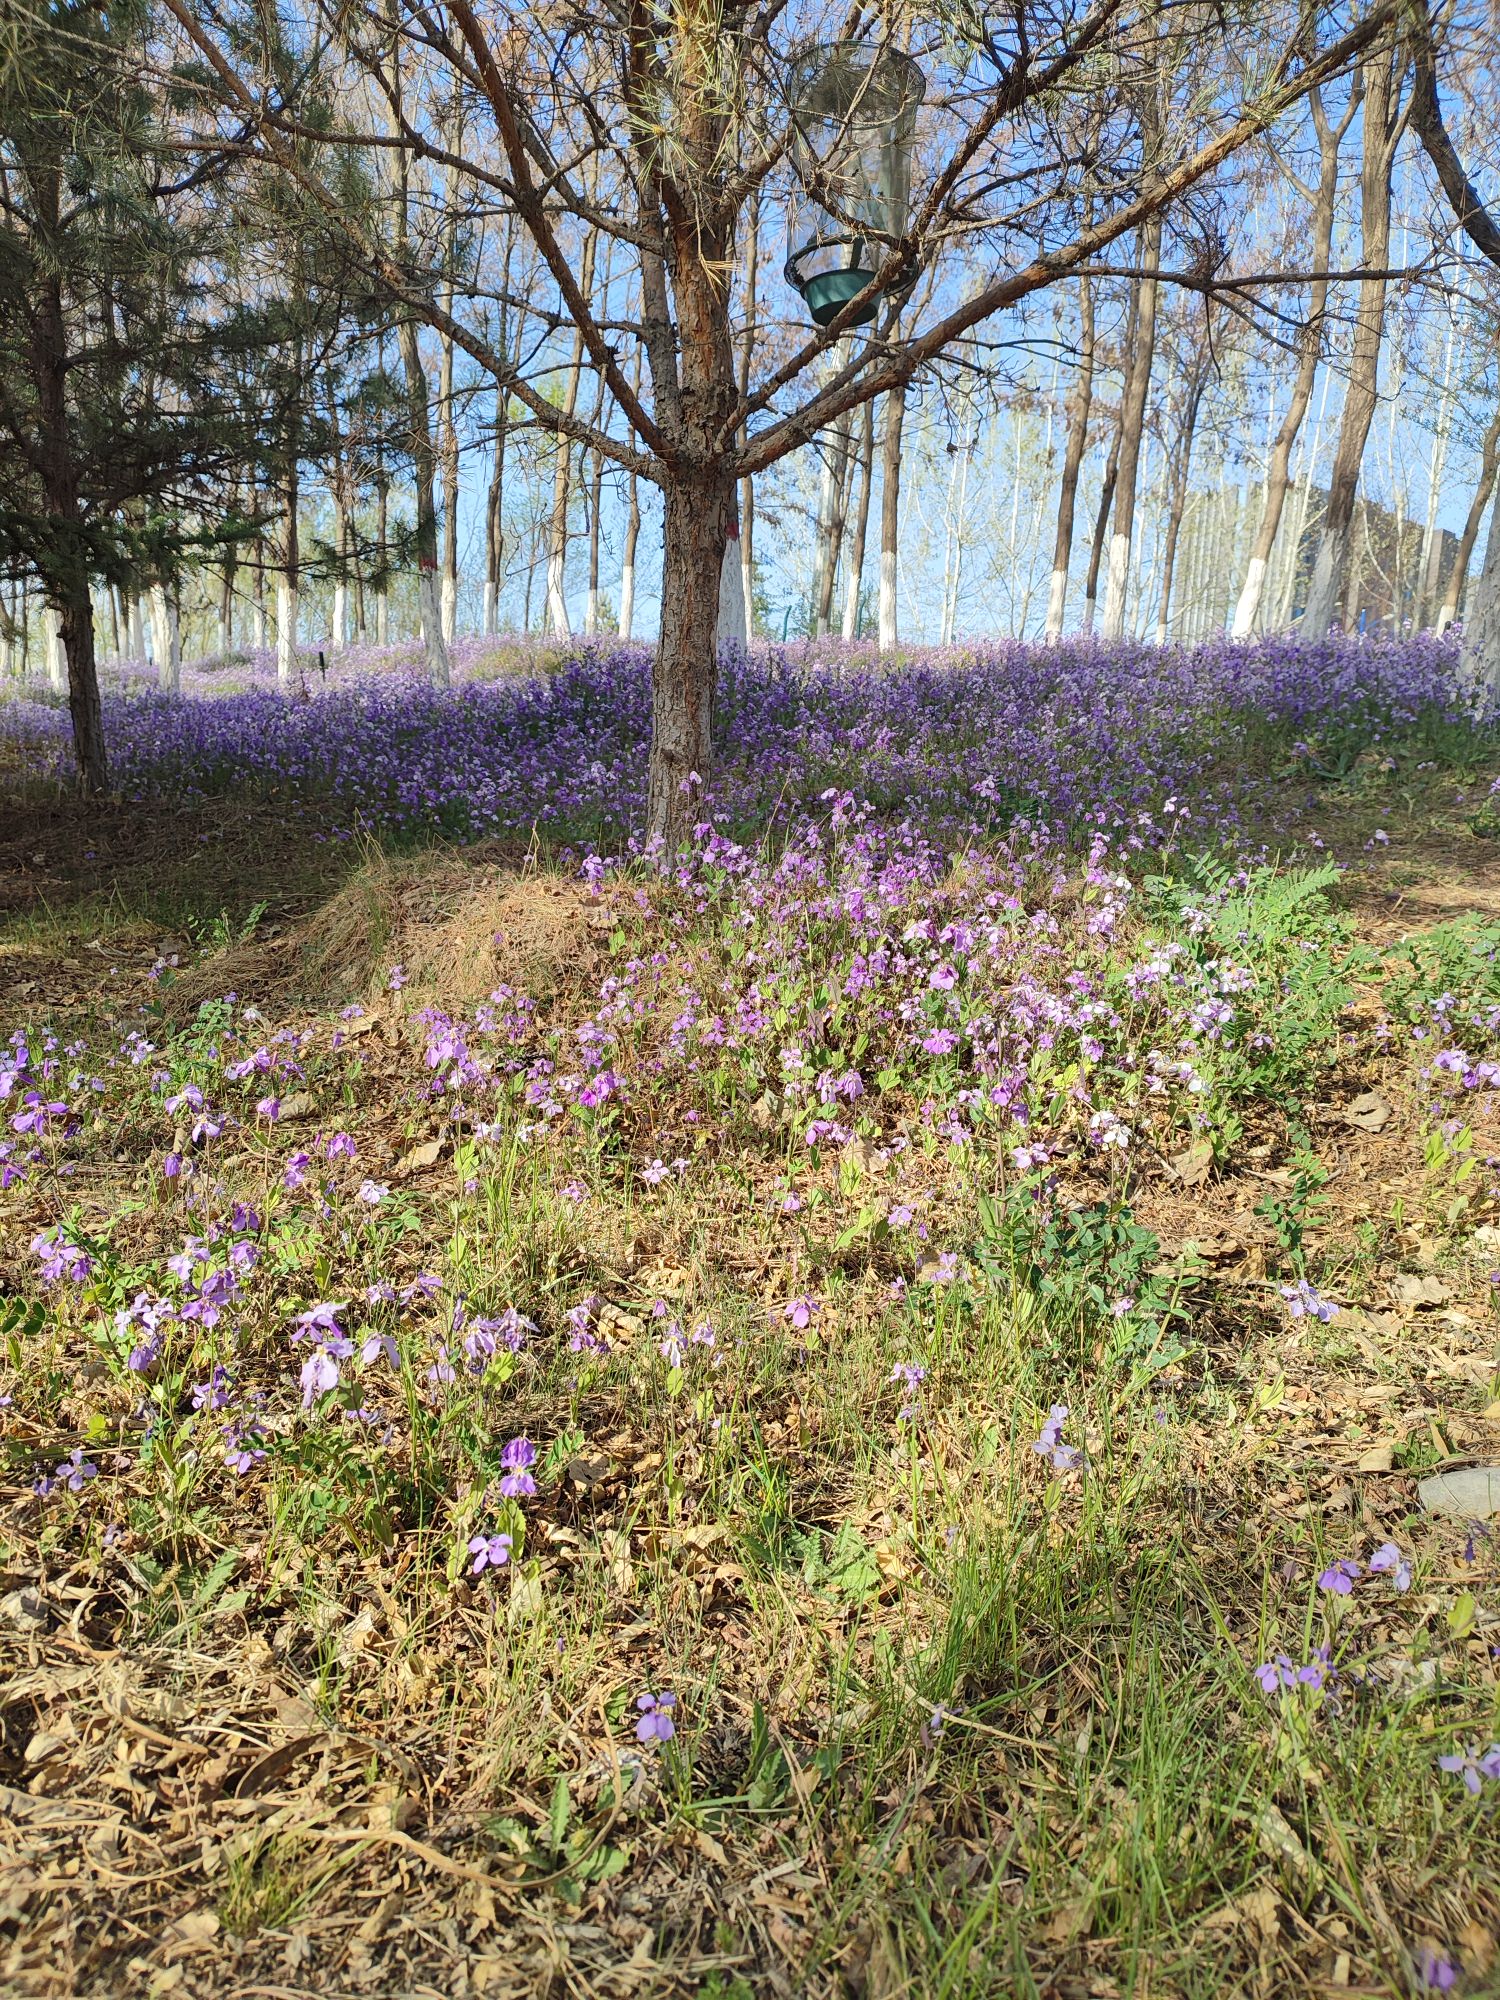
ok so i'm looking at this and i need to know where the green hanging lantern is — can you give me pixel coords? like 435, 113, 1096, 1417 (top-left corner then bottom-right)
784, 43, 925, 328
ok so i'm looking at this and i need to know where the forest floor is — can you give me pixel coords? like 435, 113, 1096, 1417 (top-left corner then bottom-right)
4, 743, 1500, 1999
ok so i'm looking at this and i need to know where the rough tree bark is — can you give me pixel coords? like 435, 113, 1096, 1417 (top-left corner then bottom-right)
35, 188, 108, 790
1301, 48, 1401, 634
1231, 84, 1353, 636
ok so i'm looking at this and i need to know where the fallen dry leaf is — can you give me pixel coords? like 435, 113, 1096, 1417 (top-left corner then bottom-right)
1343, 1090, 1392, 1132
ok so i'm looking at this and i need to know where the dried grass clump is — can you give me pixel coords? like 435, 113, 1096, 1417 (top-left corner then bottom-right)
163, 848, 610, 1020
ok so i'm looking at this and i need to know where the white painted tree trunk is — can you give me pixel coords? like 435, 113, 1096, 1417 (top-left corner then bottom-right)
43, 605, 66, 691
276, 577, 298, 686
332, 579, 348, 652
618, 558, 635, 643
545, 538, 570, 639
149, 584, 180, 692
441, 572, 457, 645
1231, 555, 1270, 639
878, 546, 898, 653
716, 533, 747, 650
417, 569, 451, 685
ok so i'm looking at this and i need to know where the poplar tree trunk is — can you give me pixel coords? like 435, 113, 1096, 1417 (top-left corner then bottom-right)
717, 491, 748, 647
276, 476, 298, 687
1302, 50, 1400, 635
585, 450, 603, 636
1101, 212, 1163, 641
128, 592, 146, 661
813, 388, 854, 636
619, 471, 640, 640
1231, 86, 1348, 637
440, 321, 460, 645
545, 231, 598, 641
149, 582, 181, 691
878, 377, 905, 653
1464, 480, 1500, 701
396, 318, 452, 684
375, 477, 390, 645
842, 398, 875, 640
484, 379, 506, 637
1156, 371, 1206, 642
1437, 409, 1500, 631
1083, 431, 1121, 635
43, 604, 66, 692
1045, 267, 1095, 640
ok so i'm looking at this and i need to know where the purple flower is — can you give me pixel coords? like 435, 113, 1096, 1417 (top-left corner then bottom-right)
326, 1132, 357, 1161
498, 1436, 538, 1498
783, 1296, 820, 1331
51, 1448, 98, 1494
468, 1531, 514, 1574
1420, 1952, 1458, 1992
361, 1331, 399, 1368
357, 1179, 389, 1204
635, 1691, 678, 1743
1280, 1278, 1337, 1322
1032, 1403, 1081, 1473
1438, 1744, 1500, 1796
299, 1347, 342, 1406
1367, 1541, 1412, 1592
1317, 1558, 1362, 1597
223, 1425, 268, 1474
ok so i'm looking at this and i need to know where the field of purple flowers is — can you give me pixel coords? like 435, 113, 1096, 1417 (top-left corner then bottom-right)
3, 634, 1500, 1997
0, 629, 1473, 847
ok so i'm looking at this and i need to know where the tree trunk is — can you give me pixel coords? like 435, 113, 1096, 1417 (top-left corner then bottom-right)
43, 604, 66, 692
842, 397, 875, 640
813, 369, 854, 636
1438, 408, 1500, 630
1083, 431, 1121, 635
1463, 476, 1500, 701
484, 378, 505, 637
218, 550, 235, 660
878, 378, 905, 653
396, 318, 452, 684
34, 232, 107, 789
648, 472, 732, 847
1101, 212, 1163, 641
149, 582, 181, 691
1231, 86, 1348, 637
1045, 267, 1096, 640
585, 450, 604, 635
717, 490, 748, 648
128, 592, 146, 660
1301, 50, 1400, 635
57, 582, 108, 794
619, 471, 640, 640
440, 323, 460, 644
375, 478, 390, 645
1155, 370, 1206, 642
1415, 312, 1458, 627
277, 475, 298, 687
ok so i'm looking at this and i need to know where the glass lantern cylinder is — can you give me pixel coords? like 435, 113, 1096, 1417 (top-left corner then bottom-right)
784, 43, 924, 328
